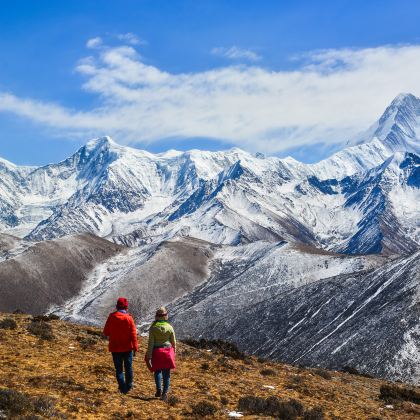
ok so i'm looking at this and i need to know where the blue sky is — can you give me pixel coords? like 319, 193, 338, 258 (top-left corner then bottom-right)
1, 0, 420, 165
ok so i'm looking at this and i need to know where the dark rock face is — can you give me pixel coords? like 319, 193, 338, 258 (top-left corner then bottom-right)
170, 249, 419, 384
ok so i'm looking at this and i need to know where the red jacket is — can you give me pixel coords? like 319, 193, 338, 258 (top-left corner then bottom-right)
103, 311, 139, 353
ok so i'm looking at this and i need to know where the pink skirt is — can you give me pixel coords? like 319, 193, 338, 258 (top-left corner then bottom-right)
151, 347, 176, 372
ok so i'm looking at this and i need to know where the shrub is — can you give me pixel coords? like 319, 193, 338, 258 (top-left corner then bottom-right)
303, 406, 325, 420
313, 368, 332, 380
85, 328, 106, 339
0, 389, 33, 415
260, 368, 277, 376
380, 384, 420, 404
341, 365, 359, 375
32, 395, 57, 416
286, 374, 305, 389
220, 396, 229, 405
238, 396, 266, 414
0, 389, 57, 418
79, 336, 98, 350
28, 375, 85, 392
182, 338, 245, 359
217, 356, 235, 370
13, 309, 25, 314
32, 314, 58, 322
27, 321, 54, 340
191, 401, 218, 417
238, 395, 304, 419
167, 395, 180, 407
52, 376, 85, 392
0, 318, 17, 330
288, 399, 305, 416
341, 365, 373, 378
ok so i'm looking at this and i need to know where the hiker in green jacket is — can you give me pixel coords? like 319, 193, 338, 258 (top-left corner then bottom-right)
146, 307, 176, 401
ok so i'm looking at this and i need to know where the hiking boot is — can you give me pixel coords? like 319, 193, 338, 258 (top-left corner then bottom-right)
161, 392, 168, 402
155, 389, 162, 398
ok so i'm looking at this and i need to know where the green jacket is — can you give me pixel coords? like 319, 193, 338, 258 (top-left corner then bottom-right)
147, 320, 176, 359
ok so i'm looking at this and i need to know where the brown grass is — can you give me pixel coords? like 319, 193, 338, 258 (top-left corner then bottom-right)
0, 313, 418, 419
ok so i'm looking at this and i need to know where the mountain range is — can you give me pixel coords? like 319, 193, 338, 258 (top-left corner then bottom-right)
0, 93, 419, 384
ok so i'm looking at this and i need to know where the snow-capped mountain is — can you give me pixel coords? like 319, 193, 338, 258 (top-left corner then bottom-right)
1, 93, 419, 256
1, 93, 419, 384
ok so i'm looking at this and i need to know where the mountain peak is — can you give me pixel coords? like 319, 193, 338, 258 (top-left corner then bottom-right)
348, 93, 420, 155
85, 136, 117, 151
389, 92, 419, 108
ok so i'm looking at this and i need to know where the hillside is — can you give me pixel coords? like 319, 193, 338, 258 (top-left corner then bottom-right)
0, 234, 123, 314
0, 313, 419, 419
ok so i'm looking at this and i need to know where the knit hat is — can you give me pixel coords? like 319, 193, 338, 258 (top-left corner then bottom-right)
116, 297, 129, 310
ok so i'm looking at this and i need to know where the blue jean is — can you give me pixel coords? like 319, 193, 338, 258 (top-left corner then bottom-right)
112, 351, 133, 393
154, 369, 170, 393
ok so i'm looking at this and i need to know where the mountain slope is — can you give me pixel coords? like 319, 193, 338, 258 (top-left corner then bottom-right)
169, 249, 419, 385
336, 152, 420, 254
0, 234, 123, 314
50, 237, 214, 325
0, 313, 419, 419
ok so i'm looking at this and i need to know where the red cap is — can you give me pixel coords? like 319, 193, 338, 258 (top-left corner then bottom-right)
116, 297, 128, 309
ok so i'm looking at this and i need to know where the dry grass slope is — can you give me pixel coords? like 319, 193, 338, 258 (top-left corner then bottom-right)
0, 313, 419, 419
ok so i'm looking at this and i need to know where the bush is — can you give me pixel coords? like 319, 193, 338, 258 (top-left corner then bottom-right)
191, 401, 218, 417
182, 338, 245, 359
0, 318, 17, 330
85, 328, 106, 339
32, 314, 59, 322
341, 365, 374, 378
220, 396, 229, 405
0, 389, 57, 417
201, 362, 210, 370
28, 375, 85, 392
286, 374, 305, 389
303, 406, 325, 420
217, 356, 235, 371
380, 384, 420, 404
167, 395, 180, 407
0, 388, 33, 415
341, 365, 359, 375
79, 337, 98, 350
13, 309, 25, 314
238, 395, 304, 419
260, 368, 277, 376
32, 395, 57, 416
27, 321, 54, 340
313, 368, 332, 380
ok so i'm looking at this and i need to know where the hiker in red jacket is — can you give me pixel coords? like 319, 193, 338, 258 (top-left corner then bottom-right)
103, 297, 138, 394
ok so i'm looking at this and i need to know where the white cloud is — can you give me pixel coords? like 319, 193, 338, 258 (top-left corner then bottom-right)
86, 37, 103, 49
211, 46, 261, 61
116, 32, 146, 46
1, 42, 420, 153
